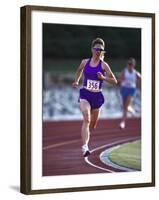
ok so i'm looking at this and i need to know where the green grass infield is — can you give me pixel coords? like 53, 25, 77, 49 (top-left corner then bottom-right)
108, 140, 141, 170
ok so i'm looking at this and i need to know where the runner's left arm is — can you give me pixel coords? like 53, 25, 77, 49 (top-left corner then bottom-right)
97, 62, 118, 85
136, 70, 141, 89
136, 71, 141, 80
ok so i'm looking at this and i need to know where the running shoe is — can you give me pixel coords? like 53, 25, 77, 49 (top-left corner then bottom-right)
82, 144, 91, 157
119, 121, 125, 129
128, 106, 136, 116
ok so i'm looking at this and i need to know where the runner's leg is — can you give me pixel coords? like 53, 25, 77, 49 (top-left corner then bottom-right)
121, 96, 133, 128
90, 108, 100, 132
80, 99, 91, 146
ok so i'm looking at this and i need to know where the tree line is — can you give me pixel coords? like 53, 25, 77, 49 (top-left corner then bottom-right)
43, 23, 141, 60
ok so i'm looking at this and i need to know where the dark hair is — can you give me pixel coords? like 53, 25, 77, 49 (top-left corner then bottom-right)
91, 38, 105, 48
128, 57, 136, 65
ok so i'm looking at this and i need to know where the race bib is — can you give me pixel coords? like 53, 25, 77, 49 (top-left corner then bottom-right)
86, 79, 100, 91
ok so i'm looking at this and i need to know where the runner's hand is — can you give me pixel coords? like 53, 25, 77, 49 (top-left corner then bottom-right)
72, 82, 79, 88
97, 72, 106, 80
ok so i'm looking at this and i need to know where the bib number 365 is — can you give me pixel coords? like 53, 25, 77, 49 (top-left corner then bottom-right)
87, 80, 100, 91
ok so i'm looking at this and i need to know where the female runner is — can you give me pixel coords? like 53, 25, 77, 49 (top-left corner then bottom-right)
119, 57, 141, 129
72, 38, 117, 157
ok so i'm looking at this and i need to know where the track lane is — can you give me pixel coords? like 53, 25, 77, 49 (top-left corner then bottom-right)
43, 118, 141, 176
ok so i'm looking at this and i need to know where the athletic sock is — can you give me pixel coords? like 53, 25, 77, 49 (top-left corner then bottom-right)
82, 144, 89, 153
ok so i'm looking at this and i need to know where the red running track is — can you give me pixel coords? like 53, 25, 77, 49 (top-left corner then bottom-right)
43, 118, 141, 176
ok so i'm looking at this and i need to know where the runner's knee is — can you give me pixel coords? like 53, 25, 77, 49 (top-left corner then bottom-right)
83, 111, 91, 124
90, 120, 97, 130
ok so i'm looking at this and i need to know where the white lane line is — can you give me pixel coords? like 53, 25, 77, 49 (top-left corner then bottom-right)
91, 136, 140, 153
84, 136, 140, 173
43, 127, 139, 150
84, 157, 114, 173
43, 139, 80, 150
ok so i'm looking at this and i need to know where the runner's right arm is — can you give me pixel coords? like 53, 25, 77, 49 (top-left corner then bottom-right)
72, 59, 88, 87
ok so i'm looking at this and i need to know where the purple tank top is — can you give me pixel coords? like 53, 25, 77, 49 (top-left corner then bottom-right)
83, 59, 105, 90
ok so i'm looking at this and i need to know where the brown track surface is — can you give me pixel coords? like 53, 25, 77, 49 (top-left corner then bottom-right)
43, 118, 141, 176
